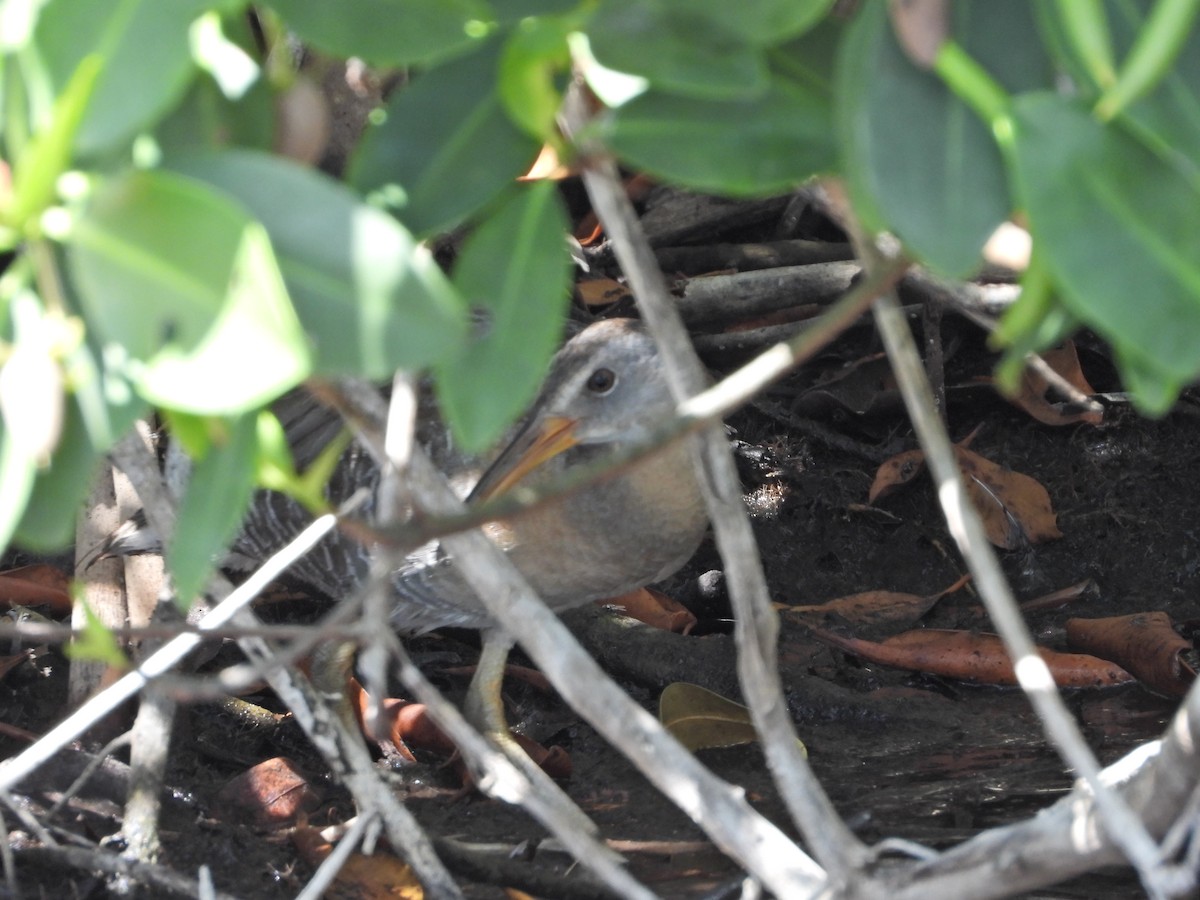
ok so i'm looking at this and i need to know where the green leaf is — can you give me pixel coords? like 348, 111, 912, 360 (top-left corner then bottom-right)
169, 150, 467, 378
662, 0, 833, 46
993, 258, 1079, 394
68, 169, 312, 414
32, 0, 209, 156
499, 15, 572, 142
436, 182, 571, 451
8, 53, 102, 228
1052, 0, 1118, 89
1009, 92, 1200, 411
0, 0, 49, 52
587, 0, 769, 99
155, 13, 275, 156
835, 2, 1012, 276
1, 284, 147, 553
491, 0, 580, 22
155, 70, 276, 157
349, 42, 540, 237
957, 2, 1056, 95
168, 412, 258, 607
769, 15, 846, 99
1104, 0, 1200, 185
265, 0, 491, 67
0, 427, 38, 558
608, 76, 835, 197
254, 410, 345, 514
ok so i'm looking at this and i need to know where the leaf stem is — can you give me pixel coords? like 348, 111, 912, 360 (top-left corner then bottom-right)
933, 39, 1011, 137
1052, 0, 1117, 89
1096, 0, 1200, 121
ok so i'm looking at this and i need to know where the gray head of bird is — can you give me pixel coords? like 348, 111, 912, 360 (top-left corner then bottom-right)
470, 318, 677, 501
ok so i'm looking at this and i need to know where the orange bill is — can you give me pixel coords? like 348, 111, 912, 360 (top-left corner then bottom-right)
474, 416, 578, 501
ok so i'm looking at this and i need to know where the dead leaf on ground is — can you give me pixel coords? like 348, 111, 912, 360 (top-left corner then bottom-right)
660, 682, 769, 753
215, 757, 322, 828
955, 446, 1062, 548
1018, 579, 1100, 613
293, 826, 424, 899
1066, 612, 1196, 697
869, 439, 1061, 550
606, 587, 697, 634
795, 353, 896, 420
806, 624, 1134, 688
1006, 342, 1104, 427
348, 678, 571, 780
867, 448, 926, 502
0, 564, 72, 614
783, 573, 970, 632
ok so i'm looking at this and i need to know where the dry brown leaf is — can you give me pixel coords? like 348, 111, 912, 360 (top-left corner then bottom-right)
1066, 612, 1195, 697
215, 757, 322, 828
0, 564, 72, 613
606, 586, 697, 634
1009, 342, 1104, 426
954, 445, 1062, 548
293, 827, 424, 899
867, 449, 926, 502
659, 682, 759, 752
1019, 579, 1100, 613
869, 438, 1061, 549
349, 677, 571, 780
784, 574, 970, 631
888, 0, 948, 68
807, 624, 1134, 688
574, 173, 655, 244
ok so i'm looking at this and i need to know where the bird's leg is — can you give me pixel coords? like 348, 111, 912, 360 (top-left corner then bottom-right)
464, 627, 516, 739
464, 627, 605, 842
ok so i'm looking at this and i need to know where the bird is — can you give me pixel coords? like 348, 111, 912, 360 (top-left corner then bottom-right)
91, 318, 710, 729
383, 316, 709, 634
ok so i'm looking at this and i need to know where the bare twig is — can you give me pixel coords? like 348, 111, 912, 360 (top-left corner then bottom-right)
889, 682, 1200, 898
14, 844, 243, 900
0, 508, 344, 790
399, 434, 825, 894
845, 203, 1172, 897
348, 376, 649, 897
566, 79, 871, 884
294, 805, 376, 900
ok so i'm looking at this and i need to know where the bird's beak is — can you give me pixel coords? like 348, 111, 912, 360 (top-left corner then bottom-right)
472, 415, 579, 501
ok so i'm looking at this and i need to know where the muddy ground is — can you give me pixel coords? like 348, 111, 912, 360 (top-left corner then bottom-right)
3, 189, 1196, 899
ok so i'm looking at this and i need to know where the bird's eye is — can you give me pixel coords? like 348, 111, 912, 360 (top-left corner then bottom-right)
586, 367, 617, 394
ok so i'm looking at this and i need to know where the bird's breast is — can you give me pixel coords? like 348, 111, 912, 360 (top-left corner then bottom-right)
499, 438, 707, 609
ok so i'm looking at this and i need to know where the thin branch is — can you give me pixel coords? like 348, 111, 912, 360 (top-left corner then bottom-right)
565, 79, 871, 883
844, 202, 1172, 897
401, 439, 826, 896
0, 508, 345, 793
294, 808, 376, 900
889, 682, 1200, 899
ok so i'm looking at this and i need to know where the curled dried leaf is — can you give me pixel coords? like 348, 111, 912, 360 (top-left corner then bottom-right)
1066, 611, 1195, 697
